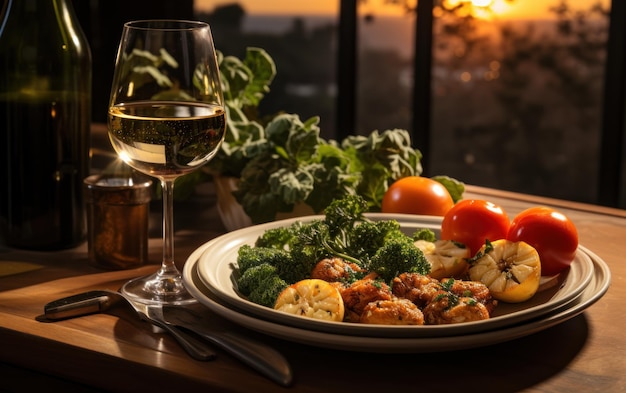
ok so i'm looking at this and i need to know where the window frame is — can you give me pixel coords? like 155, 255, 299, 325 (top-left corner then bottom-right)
337, 0, 623, 208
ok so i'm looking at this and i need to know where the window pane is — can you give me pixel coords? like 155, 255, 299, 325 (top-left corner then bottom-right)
194, 1, 340, 139
355, 3, 415, 135
428, 0, 610, 204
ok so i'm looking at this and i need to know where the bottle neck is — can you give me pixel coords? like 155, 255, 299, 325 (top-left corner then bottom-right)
0, 0, 83, 37
0, 0, 10, 35
0, 0, 91, 97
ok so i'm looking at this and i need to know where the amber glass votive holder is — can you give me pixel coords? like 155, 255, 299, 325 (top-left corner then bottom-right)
84, 174, 152, 270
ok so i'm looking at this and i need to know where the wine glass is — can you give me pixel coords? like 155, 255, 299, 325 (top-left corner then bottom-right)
107, 20, 225, 305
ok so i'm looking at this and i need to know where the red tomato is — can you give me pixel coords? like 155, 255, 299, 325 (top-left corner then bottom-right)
507, 207, 578, 276
440, 199, 510, 256
381, 176, 454, 216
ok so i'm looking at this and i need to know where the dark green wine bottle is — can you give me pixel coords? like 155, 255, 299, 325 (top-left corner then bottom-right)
0, 0, 92, 250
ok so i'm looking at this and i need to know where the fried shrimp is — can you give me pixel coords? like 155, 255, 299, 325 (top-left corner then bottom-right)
391, 272, 442, 308
422, 295, 490, 325
310, 257, 364, 282
339, 275, 393, 321
446, 278, 498, 314
391, 273, 496, 324
359, 298, 425, 325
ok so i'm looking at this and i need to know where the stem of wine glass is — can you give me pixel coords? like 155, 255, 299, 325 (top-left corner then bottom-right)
120, 176, 196, 305
159, 177, 178, 278
136, 177, 194, 304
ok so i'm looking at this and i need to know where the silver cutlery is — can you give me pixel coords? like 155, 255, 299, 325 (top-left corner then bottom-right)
43, 290, 216, 361
162, 304, 293, 387
43, 290, 293, 387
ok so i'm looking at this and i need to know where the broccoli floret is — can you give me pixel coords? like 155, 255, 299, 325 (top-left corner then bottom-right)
237, 244, 291, 275
289, 217, 369, 269
288, 220, 337, 276
368, 236, 430, 281
235, 261, 301, 308
274, 252, 315, 283
239, 239, 313, 284
287, 196, 372, 269
248, 275, 289, 308
345, 219, 402, 265
255, 226, 297, 250
236, 263, 279, 296
323, 194, 368, 236
413, 228, 436, 242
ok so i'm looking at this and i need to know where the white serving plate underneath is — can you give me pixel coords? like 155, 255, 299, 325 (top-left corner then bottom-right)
183, 240, 610, 353
192, 214, 596, 339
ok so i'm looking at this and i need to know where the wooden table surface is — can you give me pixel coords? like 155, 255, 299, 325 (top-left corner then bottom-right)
0, 184, 624, 392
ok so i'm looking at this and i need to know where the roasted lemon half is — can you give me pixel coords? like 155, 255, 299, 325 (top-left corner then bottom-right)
274, 279, 345, 322
469, 239, 541, 303
414, 239, 471, 280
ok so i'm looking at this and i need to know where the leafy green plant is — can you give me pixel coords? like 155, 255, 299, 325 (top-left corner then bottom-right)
207, 47, 277, 177
230, 114, 428, 223
206, 47, 463, 224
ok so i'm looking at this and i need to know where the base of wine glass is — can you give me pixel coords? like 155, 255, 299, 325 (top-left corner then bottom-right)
120, 271, 197, 306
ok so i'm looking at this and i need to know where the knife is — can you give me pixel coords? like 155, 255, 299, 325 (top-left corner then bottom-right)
43, 290, 216, 361
163, 305, 293, 387
44, 290, 293, 386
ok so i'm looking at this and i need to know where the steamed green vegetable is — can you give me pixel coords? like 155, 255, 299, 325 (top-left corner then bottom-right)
235, 195, 431, 308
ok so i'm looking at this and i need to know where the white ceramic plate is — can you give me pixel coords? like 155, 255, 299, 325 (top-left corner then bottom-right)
193, 213, 594, 338
183, 243, 610, 353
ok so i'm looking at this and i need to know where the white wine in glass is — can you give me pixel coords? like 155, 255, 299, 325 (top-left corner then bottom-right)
107, 20, 225, 305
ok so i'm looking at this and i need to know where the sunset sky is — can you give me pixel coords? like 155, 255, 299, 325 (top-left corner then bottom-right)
194, 0, 610, 19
